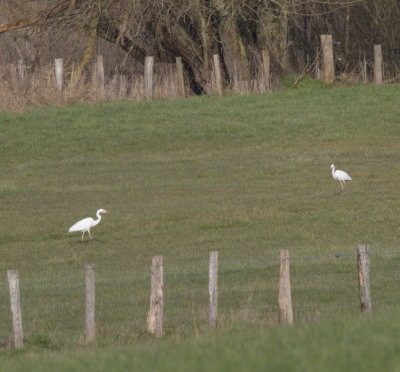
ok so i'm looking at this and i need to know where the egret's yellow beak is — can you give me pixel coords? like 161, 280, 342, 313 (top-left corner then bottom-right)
105, 210, 111, 214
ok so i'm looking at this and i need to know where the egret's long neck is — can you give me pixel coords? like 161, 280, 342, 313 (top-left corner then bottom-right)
94, 211, 103, 226
331, 166, 335, 177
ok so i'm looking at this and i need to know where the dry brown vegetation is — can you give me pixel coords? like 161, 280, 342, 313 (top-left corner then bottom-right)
0, 61, 187, 111
0, 0, 399, 110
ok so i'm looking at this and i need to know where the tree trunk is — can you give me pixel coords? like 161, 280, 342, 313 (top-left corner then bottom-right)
213, 0, 250, 86
218, 15, 250, 85
257, 4, 291, 73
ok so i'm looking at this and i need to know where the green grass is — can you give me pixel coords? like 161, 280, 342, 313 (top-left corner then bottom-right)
1, 83, 400, 367
2, 312, 400, 372
280, 74, 330, 89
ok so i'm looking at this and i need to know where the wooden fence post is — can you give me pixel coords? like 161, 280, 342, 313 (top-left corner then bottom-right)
85, 264, 96, 343
209, 251, 218, 328
315, 59, 322, 80
7, 270, 24, 349
144, 56, 154, 100
119, 75, 128, 98
361, 52, 368, 83
212, 54, 223, 95
374, 45, 383, 86
278, 250, 293, 324
95, 55, 105, 97
176, 57, 186, 97
54, 58, 64, 92
357, 244, 372, 313
17, 59, 24, 80
320, 35, 334, 83
260, 50, 270, 92
232, 60, 239, 92
147, 256, 164, 337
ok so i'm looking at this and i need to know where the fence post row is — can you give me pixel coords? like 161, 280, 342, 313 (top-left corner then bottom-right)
147, 255, 164, 337
49, 38, 387, 98
278, 250, 293, 324
85, 264, 96, 343
4, 245, 381, 342
7, 270, 24, 349
209, 251, 218, 328
357, 244, 372, 313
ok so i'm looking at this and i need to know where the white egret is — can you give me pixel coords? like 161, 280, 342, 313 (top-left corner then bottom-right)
68, 209, 111, 241
331, 164, 352, 191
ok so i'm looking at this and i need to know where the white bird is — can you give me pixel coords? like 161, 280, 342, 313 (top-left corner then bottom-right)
68, 209, 111, 241
331, 164, 352, 192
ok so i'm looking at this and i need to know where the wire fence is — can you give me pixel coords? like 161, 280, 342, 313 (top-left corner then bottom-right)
2, 247, 400, 347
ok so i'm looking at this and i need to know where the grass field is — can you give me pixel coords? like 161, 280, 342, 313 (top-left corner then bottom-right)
2, 312, 400, 372
1, 83, 400, 367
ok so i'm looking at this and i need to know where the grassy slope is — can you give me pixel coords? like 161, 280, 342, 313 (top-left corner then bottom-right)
1, 84, 400, 261
2, 312, 400, 372
1, 83, 400, 365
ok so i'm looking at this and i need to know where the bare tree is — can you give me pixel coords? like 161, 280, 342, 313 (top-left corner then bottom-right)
0, 0, 399, 93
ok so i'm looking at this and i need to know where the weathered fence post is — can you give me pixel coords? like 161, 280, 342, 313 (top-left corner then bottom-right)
320, 35, 334, 83
260, 49, 270, 92
109, 74, 118, 99
85, 264, 96, 343
232, 60, 239, 92
147, 255, 164, 337
144, 56, 154, 100
278, 250, 293, 324
315, 54, 322, 80
175, 56, 186, 97
374, 45, 383, 86
119, 75, 128, 98
7, 270, 24, 349
361, 52, 368, 83
357, 244, 372, 313
17, 59, 24, 80
209, 251, 218, 328
212, 54, 223, 95
95, 55, 105, 97
54, 58, 64, 93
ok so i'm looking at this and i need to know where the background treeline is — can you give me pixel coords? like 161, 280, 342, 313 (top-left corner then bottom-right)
0, 0, 399, 98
